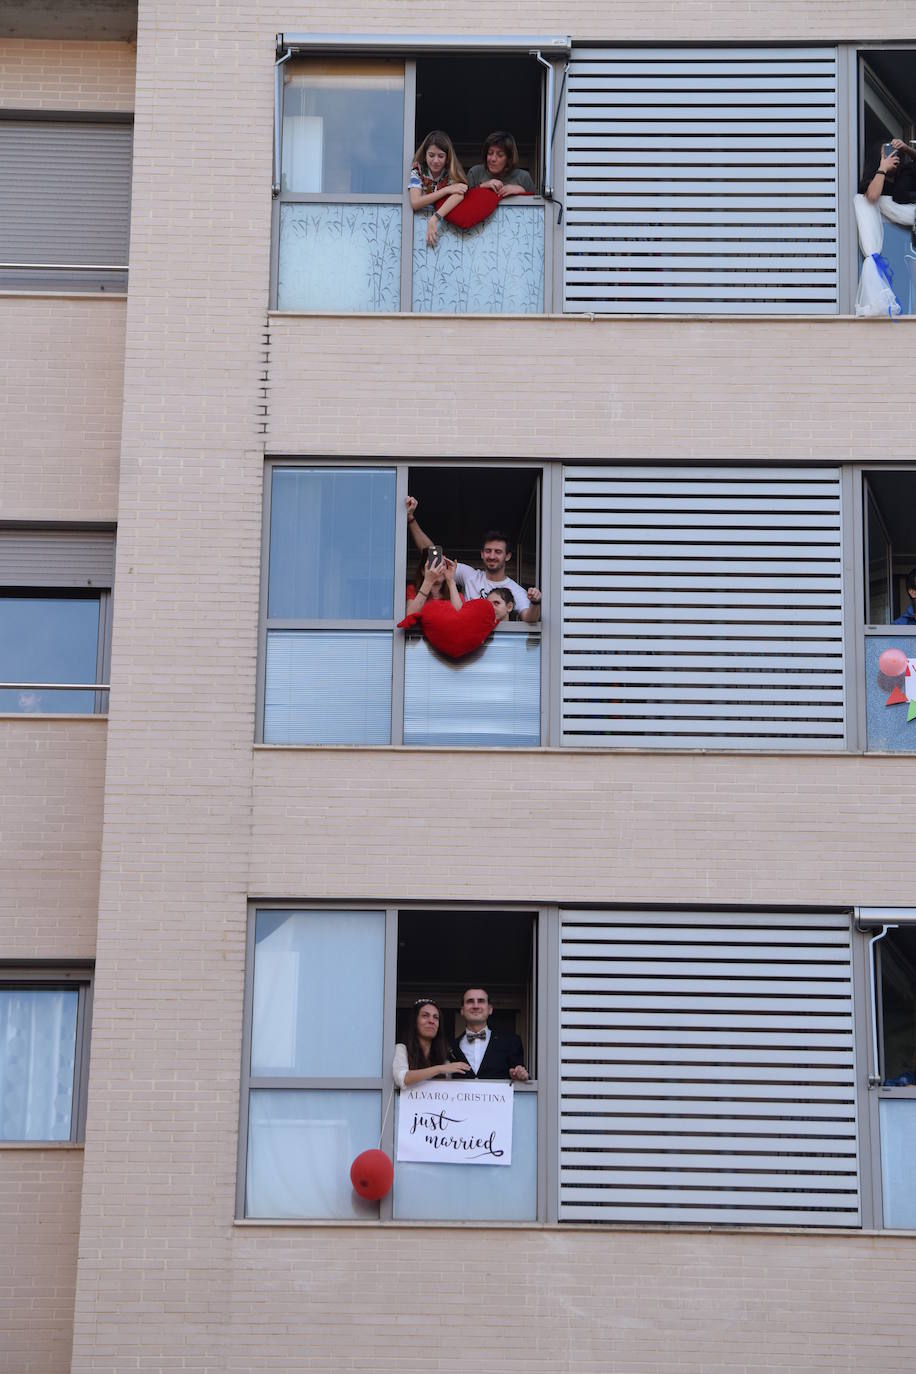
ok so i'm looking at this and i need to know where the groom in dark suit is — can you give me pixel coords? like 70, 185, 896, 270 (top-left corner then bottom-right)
449, 987, 529, 1081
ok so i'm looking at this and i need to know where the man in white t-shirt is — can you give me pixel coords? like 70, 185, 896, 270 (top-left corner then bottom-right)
405, 496, 542, 623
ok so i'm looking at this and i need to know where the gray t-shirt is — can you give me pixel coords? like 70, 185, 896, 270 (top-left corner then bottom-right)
466, 164, 536, 192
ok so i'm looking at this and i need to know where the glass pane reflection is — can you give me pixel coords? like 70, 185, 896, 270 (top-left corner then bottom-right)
394, 1090, 537, 1221
880, 1098, 916, 1228
0, 597, 100, 714
264, 630, 392, 744
247, 1089, 381, 1219
403, 633, 540, 746
282, 62, 404, 194
268, 467, 396, 620
251, 910, 385, 1078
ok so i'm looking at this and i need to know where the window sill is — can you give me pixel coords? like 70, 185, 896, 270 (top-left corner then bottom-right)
267, 310, 904, 324
0, 290, 127, 302
252, 742, 895, 759
234, 1217, 915, 1238
0, 713, 107, 722
0, 1140, 83, 1150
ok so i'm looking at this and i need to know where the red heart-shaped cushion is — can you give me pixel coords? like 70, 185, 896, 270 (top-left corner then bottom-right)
443, 185, 500, 230
419, 598, 497, 659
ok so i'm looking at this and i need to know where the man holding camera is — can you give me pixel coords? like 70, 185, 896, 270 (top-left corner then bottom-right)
405, 495, 542, 623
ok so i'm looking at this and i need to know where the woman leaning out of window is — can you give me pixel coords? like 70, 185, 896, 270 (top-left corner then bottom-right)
408, 130, 467, 248
392, 999, 471, 1087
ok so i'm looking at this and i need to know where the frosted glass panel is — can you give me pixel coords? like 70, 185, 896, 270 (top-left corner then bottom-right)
880, 1098, 916, 1227
403, 633, 540, 746
394, 1091, 537, 1220
252, 910, 385, 1078
282, 64, 404, 193
247, 1089, 380, 1219
278, 204, 401, 311
264, 631, 392, 744
268, 467, 396, 620
865, 636, 916, 752
0, 596, 99, 713
412, 204, 544, 314
0, 989, 78, 1141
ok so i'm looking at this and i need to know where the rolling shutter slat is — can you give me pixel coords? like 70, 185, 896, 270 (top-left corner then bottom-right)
559, 910, 860, 1227
0, 122, 132, 281
560, 465, 846, 749
0, 531, 115, 587
564, 48, 838, 313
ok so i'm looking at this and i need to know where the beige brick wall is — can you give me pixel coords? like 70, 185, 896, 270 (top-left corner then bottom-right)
249, 749, 916, 907
0, 719, 106, 960
226, 1227, 916, 1373
0, 298, 125, 523
282, 1, 914, 40
267, 315, 912, 461
0, 39, 135, 112
0, 1148, 83, 1374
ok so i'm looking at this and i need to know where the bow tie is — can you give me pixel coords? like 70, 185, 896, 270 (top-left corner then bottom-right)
466, 1030, 487, 1042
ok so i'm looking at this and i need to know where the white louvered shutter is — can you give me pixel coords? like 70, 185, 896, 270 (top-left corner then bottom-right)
561, 465, 846, 748
559, 910, 861, 1226
564, 48, 839, 313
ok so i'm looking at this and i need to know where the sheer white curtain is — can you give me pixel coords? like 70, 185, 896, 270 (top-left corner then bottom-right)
0, 989, 77, 1140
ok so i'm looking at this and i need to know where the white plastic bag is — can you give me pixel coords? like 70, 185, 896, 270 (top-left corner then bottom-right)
853, 194, 902, 318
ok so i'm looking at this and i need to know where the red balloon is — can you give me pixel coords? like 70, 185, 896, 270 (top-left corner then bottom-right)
350, 1148, 393, 1201
879, 648, 908, 678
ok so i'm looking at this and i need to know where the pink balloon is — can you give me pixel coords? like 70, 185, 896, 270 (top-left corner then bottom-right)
879, 648, 908, 678
350, 1148, 393, 1201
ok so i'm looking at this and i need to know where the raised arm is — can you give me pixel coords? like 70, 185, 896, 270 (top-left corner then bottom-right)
443, 558, 463, 610
519, 588, 542, 624
865, 147, 901, 203
406, 495, 434, 551
404, 560, 444, 616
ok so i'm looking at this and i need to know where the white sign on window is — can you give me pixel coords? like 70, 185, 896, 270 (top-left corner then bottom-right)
396, 1081, 513, 1166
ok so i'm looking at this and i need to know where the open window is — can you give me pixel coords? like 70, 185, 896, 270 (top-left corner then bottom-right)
259, 460, 545, 748
861, 470, 916, 752
272, 35, 568, 313
859, 910, 916, 1229
239, 904, 542, 1223
414, 54, 542, 192
855, 50, 916, 317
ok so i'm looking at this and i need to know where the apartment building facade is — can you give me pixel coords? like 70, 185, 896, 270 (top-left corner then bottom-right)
2, 0, 916, 1370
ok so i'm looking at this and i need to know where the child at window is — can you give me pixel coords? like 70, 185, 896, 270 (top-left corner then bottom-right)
487, 587, 516, 623
408, 130, 467, 248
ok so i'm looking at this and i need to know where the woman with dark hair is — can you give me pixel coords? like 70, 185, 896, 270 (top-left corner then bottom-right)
466, 130, 535, 199
403, 547, 463, 618
392, 999, 472, 1088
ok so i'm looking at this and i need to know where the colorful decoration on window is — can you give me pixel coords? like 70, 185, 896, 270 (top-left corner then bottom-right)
878, 647, 916, 724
